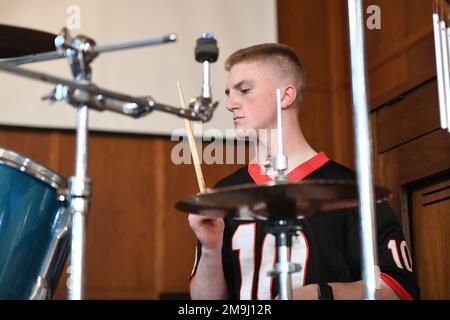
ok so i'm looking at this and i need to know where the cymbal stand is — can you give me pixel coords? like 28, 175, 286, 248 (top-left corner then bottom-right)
56, 28, 98, 300
266, 197, 301, 300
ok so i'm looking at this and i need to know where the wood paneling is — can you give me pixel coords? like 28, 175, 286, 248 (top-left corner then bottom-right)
364, 0, 435, 109
366, 1, 450, 301
376, 79, 440, 153
411, 174, 450, 299
278, 0, 355, 169
373, 128, 450, 220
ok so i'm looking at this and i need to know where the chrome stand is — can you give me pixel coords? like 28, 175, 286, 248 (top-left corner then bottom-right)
56, 29, 98, 300
265, 88, 301, 300
347, 0, 378, 300
0, 28, 220, 300
267, 219, 302, 300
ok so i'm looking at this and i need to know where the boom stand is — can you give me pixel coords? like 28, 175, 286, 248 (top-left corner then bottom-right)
58, 31, 98, 300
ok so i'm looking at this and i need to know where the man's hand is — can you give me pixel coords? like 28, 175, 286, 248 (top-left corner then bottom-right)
188, 214, 224, 251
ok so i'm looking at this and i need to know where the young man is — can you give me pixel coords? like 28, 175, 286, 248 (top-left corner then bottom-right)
188, 43, 418, 300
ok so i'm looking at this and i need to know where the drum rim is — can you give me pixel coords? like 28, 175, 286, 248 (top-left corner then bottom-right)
0, 147, 66, 190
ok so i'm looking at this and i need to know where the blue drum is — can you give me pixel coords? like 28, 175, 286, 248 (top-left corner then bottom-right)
0, 148, 70, 299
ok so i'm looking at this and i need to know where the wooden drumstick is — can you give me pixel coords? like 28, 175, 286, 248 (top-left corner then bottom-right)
176, 81, 207, 193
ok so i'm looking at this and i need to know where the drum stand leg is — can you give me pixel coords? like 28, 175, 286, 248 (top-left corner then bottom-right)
58, 30, 98, 300
67, 108, 91, 300
267, 219, 302, 300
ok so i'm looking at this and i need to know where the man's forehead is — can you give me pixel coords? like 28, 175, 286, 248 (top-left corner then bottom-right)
229, 60, 266, 72
226, 61, 268, 86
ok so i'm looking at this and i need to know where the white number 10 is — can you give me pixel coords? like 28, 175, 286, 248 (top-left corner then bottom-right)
231, 222, 309, 300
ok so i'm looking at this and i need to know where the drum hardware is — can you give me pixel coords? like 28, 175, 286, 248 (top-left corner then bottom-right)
266, 219, 302, 300
272, 88, 288, 183
188, 33, 220, 122
0, 24, 220, 299
348, 0, 380, 299
0, 59, 217, 122
432, 0, 450, 133
0, 24, 56, 59
176, 179, 391, 299
0, 24, 177, 66
269, 88, 295, 300
0, 148, 70, 299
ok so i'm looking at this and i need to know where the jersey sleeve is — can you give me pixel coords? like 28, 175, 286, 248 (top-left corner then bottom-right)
375, 202, 419, 299
346, 201, 419, 300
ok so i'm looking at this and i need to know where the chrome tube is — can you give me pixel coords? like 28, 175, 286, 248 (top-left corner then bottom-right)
440, 11, 450, 131
445, 1, 450, 132
276, 235, 292, 300
433, 6, 448, 129
0, 33, 177, 66
347, 0, 378, 300
202, 61, 211, 98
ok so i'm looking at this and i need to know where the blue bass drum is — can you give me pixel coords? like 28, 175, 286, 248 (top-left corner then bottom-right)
0, 148, 70, 299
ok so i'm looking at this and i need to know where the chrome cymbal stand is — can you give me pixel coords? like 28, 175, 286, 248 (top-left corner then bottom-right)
55, 28, 98, 300
347, 0, 378, 300
266, 223, 302, 300
265, 89, 301, 300
0, 31, 219, 300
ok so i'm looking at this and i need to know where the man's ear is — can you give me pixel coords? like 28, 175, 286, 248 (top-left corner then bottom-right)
281, 84, 297, 109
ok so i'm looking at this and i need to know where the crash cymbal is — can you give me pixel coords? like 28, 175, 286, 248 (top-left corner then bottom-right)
0, 24, 56, 58
175, 179, 390, 219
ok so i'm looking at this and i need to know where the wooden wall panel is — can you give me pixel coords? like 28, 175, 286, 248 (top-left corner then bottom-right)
411, 174, 450, 299
364, 0, 434, 109
278, 0, 355, 169
376, 80, 439, 153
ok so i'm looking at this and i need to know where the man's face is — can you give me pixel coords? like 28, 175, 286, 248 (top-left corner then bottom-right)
225, 61, 279, 137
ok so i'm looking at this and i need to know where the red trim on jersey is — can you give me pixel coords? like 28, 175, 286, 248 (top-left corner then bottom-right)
299, 231, 309, 286
380, 272, 414, 300
248, 164, 272, 184
248, 152, 330, 185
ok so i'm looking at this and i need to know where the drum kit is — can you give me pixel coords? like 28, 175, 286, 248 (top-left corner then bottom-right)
0, 24, 219, 300
0, 1, 384, 301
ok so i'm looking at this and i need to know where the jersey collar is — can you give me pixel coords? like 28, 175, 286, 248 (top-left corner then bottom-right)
248, 151, 330, 185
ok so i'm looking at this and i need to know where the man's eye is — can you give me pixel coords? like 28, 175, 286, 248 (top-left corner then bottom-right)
240, 88, 251, 94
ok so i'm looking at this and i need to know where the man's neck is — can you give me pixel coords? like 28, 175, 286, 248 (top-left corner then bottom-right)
252, 121, 317, 178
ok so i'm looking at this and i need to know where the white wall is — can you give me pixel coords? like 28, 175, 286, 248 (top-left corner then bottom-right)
0, 0, 277, 137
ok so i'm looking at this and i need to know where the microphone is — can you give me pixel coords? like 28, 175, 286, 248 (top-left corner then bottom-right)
189, 33, 219, 121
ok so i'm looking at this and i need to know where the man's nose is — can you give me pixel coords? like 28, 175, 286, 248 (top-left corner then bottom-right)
226, 94, 240, 112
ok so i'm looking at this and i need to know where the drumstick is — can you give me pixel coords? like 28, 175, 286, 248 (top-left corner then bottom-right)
176, 81, 207, 193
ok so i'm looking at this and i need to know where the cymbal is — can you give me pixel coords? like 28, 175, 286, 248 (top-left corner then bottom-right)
175, 180, 391, 219
0, 24, 56, 58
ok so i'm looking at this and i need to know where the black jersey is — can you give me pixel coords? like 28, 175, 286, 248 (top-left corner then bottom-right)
191, 152, 419, 300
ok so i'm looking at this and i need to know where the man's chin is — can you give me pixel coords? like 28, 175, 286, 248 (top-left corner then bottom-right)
233, 127, 258, 140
